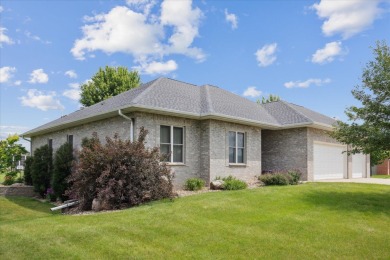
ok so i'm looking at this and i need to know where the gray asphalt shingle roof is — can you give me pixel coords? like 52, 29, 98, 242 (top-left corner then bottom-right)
23, 77, 336, 136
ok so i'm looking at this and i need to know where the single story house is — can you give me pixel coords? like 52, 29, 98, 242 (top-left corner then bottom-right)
372, 158, 390, 175
22, 77, 370, 187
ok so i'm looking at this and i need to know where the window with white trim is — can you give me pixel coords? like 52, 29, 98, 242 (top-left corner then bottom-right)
229, 131, 245, 164
160, 125, 184, 163
67, 135, 73, 148
48, 139, 53, 151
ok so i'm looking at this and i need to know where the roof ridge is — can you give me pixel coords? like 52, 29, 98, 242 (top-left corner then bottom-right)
203, 85, 214, 113
162, 77, 199, 87
288, 102, 338, 122
280, 100, 313, 123
131, 77, 162, 104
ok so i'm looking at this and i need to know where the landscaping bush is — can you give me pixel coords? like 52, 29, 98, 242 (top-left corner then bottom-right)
287, 170, 302, 185
221, 176, 247, 190
259, 173, 290, 186
3, 172, 16, 185
2, 171, 18, 185
31, 145, 53, 197
52, 142, 74, 201
184, 178, 205, 191
259, 171, 302, 186
23, 156, 33, 185
66, 127, 174, 212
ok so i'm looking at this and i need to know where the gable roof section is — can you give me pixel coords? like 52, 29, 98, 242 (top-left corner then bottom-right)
23, 78, 335, 137
203, 84, 279, 124
261, 100, 336, 127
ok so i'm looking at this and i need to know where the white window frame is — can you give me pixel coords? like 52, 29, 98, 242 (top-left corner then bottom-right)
229, 131, 245, 164
67, 134, 74, 148
160, 125, 184, 163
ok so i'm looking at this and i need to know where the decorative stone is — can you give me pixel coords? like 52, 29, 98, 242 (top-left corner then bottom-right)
210, 180, 224, 190
91, 198, 102, 212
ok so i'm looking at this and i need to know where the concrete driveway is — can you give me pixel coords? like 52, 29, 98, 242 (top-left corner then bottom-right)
316, 178, 390, 185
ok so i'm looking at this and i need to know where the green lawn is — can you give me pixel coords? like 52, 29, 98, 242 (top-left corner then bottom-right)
1, 183, 390, 259
372, 174, 390, 179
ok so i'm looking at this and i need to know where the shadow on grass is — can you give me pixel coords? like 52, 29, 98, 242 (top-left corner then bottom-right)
5, 196, 59, 215
303, 190, 390, 215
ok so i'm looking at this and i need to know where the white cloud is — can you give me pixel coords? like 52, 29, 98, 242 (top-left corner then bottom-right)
0, 6, 4, 13
255, 43, 278, 67
20, 89, 64, 111
134, 59, 178, 75
0, 66, 16, 83
224, 9, 238, 30
312, 0, 386, 39
160, 0, 204, 61
0, 27, 14, 46
126, 0, 157, 16
65, 70, 78, 79
25, 31, 51, 44
284, 78, 331, 88
72, 6, 163, 60
0, 125, 29, 139
28, 69, 49, 84
243, 86, 262, 98
312, 41, 346, 64
14, 80, 22, 86
63, 82, 81, 101
72, 0, 204, 73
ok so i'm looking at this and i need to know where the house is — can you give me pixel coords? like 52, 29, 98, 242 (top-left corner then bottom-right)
22, 77, 370, 187
372, 159, 390, 175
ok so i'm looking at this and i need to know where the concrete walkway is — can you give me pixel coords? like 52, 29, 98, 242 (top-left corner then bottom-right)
316, 178, 390, 185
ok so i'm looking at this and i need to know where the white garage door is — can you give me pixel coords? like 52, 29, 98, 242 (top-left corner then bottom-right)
313, 143, 346, 180
352, 153, 365, 178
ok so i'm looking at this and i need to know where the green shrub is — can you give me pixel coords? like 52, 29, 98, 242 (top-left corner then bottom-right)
184, 178, 205, 191
52, 142, 74, 202
222, 176, 247, 190
259, 171, 302, 186
66, 128, 174, 212
287, 171, 302, 185
15, 176, 24, 183
259, 173, 290, 186
3, 174, 15, 185
24, 156, 33, 185
31, 145, 53, 197
2, 171, 18, 185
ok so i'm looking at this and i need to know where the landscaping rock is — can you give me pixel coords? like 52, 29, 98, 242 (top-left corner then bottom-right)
210, 180, 224, 190
92, 198, 102, 212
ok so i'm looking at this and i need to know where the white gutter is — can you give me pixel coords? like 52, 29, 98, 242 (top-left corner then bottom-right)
21, 136, 32, 154
118, 109, 134, 142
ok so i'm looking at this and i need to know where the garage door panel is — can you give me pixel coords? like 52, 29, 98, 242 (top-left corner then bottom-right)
314, 143, 346, 180
352, 153, 365, 178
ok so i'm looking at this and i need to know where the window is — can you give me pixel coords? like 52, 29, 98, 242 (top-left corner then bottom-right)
160, 125, 184, 163
48, 139, 53, 151
229, 131, 245, 164
67, 135, 73, 148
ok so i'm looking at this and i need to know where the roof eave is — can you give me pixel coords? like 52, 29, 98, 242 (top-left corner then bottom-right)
22, 104, 334, 138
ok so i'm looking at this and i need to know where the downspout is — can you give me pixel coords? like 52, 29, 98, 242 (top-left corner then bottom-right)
118, 109, 134, 142
21, 136, 32, 155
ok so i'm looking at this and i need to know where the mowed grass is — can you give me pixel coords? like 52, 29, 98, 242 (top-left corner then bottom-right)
1, 183, 390, 259
372, 174, 390, 179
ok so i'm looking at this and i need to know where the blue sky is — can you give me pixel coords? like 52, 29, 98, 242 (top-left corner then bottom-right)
1, 0, 389, 151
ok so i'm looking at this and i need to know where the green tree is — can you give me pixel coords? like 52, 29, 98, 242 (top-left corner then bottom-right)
257, 94, 280, 104
52, 142, 74, 201
24, 156, 34, 185
0, 134, 28, 172
31, 145, 53, 197
331, 41, 390, 165
80, 66, 141, 107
